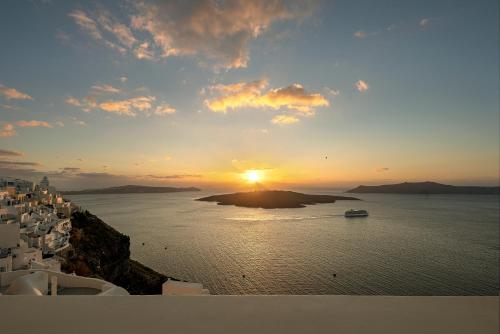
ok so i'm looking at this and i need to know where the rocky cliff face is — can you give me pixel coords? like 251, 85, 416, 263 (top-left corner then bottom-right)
61, 210, 176, 294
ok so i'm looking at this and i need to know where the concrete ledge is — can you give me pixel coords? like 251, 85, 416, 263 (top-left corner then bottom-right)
0, 295, 498, 334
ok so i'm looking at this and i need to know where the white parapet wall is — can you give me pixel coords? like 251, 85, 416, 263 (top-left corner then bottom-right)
0, 269, 129, 296
162, 279, 210, 295
0, 295, 497, 334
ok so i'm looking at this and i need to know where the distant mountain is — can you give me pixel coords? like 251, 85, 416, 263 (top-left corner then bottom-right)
61, 185, 201, 195
197, 190, 359, 209
346, 182, 499, 195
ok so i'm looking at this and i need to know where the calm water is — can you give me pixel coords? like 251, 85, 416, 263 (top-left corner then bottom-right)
67, 190, 499, 295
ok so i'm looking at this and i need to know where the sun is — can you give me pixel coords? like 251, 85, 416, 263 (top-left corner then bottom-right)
244, 170, 262, 183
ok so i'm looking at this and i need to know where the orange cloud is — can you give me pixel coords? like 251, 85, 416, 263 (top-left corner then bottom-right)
69, 9, 133, 57
353, 30, 379, 39
205, 79, 268, 112
0, 124, 17, 137
99, 96, 155, 116
204, 79, 328, 124
69, 10, 102, 41
0, 149, 23, 157
69, 1, 317, 68
133, 42, 155, 60
67, 84, 176, 117
16, 120, 53, 128
261, 84, 328, 115
97, 13, 137, 48
354, 30, 366, 38
354, 80, 369, 92
65, 96, 97, 112
0, 85, 33, 100
91, 84, 122, 94
271, 114, 299, 125
154, 103, 176, 116
130, 0, 317, 68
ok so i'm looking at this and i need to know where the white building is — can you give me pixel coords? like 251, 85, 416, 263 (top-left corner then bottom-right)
0, 177, 33, 194
0, 176, 147, 300
0, 176, 72, 273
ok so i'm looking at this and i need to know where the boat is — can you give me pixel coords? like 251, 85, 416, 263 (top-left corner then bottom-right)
344, 209, 369, 218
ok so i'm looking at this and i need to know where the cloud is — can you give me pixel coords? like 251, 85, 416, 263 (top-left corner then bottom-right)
146, 174, 202, 179
0, 85, 33, 100
69, 1, 317, 69
154, 103, 176, 116
353, 30, 381, 39
16, 120, 53, 128
419, 18, 430, 28
54, 121, 65, 127
0, 104, 19, 110
324, 87, 340, 96
0, 149, 24, 157
76, 172, 114, 178
65, 96, 97, 112
65, 96, 82, 106
0, 162, 202, 189
69, 10, 103, 41
354, 80, 369, 92
354, 30, 366, 38
91, 84, 122, 94
61, 167, 81, 172
71, 117, 87, 127
0, 160, 41, 167
205, 79, 329, 116
386, 24, 397, 32
68, 84, 176, 117
69, 9, 130, 55
271, 114, 299, 125
0, 124, 17, 138
119, 76, 128, 83
97, 12, 137, 48
133, 41, 155, 60
55, 30, 70, 43
99, 96, 155, 116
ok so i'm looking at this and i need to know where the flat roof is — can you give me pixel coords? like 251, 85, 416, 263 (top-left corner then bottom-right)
0, 295, 497, 334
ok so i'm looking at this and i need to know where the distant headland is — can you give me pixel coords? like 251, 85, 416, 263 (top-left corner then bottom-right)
61, 184, 201, 195
197, 190, 360, 209
346, 182, 499, 195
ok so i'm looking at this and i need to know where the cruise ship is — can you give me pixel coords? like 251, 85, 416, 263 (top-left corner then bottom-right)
344, 209, 369, 218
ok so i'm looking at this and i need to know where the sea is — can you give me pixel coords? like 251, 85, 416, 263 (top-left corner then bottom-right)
66, 189, 499, 295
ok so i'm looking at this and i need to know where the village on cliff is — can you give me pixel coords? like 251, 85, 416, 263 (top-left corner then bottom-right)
0, 176, 208, 296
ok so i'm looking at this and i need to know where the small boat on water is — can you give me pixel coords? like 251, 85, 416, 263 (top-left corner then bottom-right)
344, 209, 369, 218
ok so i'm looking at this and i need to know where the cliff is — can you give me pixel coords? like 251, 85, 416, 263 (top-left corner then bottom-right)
61, 210, 177, 294
346, 182, 500, 194
197, 190, 359, 209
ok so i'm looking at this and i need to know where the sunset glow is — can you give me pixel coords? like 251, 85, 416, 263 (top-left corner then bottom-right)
243, 170, 262, 184
0, 1, 497, 190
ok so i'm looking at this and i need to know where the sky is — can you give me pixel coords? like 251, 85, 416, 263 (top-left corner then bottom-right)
0, 0, 498, 190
